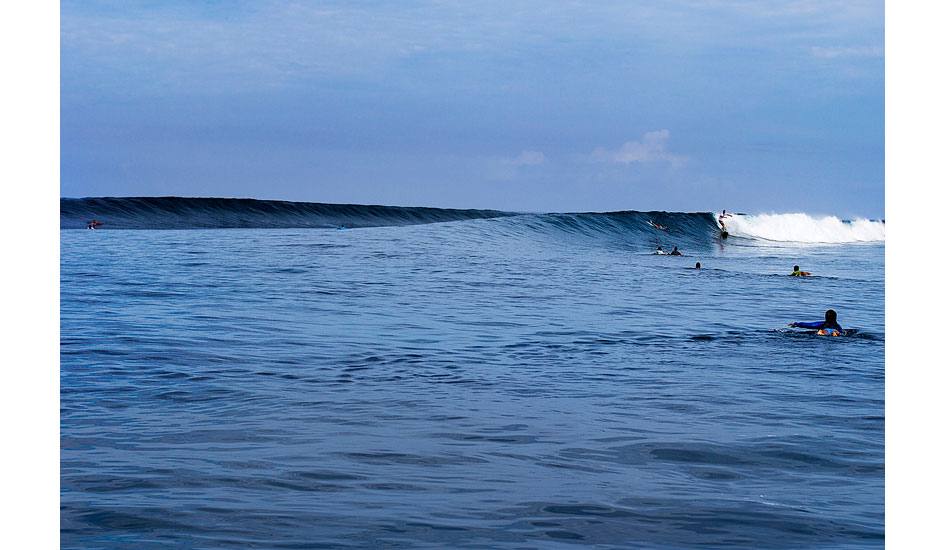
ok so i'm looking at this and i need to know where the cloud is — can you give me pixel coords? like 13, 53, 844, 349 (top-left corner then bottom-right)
589, 130, 685, 167
811, 46, 883, 59
490, 150, 547, 180
502, 150, 547, 167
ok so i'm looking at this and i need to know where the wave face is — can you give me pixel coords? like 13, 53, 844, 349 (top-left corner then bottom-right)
60, 197, 516, 230
477, 210, 724, 251
724, 213, 885, 243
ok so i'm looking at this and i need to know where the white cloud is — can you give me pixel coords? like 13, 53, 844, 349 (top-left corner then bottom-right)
490, 150, 547, 180
502, 150, 547, 167
811, 46, 882, 59
590, 130, 685, 167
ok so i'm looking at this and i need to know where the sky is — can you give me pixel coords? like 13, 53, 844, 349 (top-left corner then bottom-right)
61, 0, 884, 218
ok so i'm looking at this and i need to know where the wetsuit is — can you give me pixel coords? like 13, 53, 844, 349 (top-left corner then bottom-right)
790, 270, 809, 277
790, 321, 843, 334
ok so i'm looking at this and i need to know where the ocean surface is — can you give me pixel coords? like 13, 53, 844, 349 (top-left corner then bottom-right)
61, 198, 885, 549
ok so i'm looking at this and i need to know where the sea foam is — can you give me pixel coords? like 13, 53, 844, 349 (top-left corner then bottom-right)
725, 212, 885, 243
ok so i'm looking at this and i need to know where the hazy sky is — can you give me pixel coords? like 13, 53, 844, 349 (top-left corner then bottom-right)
61, 0, 884, 218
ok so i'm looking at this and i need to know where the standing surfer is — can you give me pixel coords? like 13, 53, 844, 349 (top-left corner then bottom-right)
718, 210, 732, 232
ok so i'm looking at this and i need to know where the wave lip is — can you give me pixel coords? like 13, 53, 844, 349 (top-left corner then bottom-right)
724, 213, 885, 243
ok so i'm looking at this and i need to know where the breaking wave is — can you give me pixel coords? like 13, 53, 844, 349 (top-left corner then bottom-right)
724, 213, 884, 243
61, 197, 884, 245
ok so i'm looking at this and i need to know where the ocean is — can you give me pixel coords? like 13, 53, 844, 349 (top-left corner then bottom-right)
61, 198, 885, 549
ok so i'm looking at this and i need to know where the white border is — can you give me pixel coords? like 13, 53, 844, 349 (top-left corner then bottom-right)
885, 2, 948, 547
2, 3, 59, 547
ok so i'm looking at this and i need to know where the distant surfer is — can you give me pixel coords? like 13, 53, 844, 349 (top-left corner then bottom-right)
694, 262, 701, 269
654, 246, 666, 255
789, 265, 811, 277
789, 309, 844, 336
718, 210, 732, 232
86, 220, 102, 229
649, 221, 668, 230
669, 246, 683, 256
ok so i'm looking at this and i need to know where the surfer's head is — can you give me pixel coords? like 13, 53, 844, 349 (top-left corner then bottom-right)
825, 309, 837, 323
695, 262, 701, 269
793, 265, 800, 271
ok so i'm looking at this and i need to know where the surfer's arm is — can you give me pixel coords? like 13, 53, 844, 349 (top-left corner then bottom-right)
789, 321, 823, 329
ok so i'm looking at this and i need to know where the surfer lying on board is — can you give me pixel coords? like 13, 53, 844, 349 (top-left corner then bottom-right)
654, 246, 666, 255
790, 265, 811, 277
649, 221, 668, 230
789, 309, 844, 336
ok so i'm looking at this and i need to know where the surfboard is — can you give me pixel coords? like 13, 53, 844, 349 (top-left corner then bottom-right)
817, 328, 858, 337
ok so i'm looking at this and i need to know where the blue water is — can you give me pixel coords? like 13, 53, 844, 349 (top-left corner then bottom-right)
61, 214, 884, 549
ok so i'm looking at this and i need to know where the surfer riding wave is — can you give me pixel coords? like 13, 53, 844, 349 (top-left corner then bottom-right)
718, 210, 732, 232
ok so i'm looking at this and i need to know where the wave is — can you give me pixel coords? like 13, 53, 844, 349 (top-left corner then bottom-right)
60, 197, 515, 230
723, 213, 884, 243
485, 210, 723, 249
61, 197, 884, 246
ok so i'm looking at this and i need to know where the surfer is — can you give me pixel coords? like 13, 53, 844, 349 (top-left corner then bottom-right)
789, 309, 844, 336
694, 262, 701, 269
790, 265, 811, 277
669, 246, 683, 256
654, 246, 666, 255
649, 221, 668, 230
718, 210, 731, 232
86, 220, 102, 229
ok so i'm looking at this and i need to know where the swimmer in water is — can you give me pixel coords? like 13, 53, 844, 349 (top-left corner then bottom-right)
789, 309, 844, 336
790, 265, 811, 277
669, 246, 683, 256
654, 246, 666, 255
695, 262, 701, 269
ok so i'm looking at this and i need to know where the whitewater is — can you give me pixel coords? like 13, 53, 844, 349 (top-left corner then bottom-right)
61, 198, 884, 549
725, 213, 884, 244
